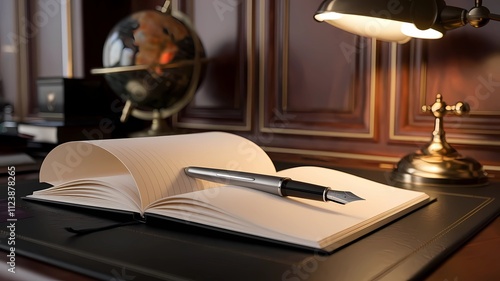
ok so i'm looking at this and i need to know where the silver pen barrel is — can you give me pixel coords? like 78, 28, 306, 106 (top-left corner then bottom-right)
185, 166, 365, 204
184, 167, 288, 196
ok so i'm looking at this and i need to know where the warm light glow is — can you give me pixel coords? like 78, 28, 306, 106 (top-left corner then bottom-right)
315, 12, 412, 44
314, 11, 344, 21
401, 23, 443, 39
315, 12, 444, 43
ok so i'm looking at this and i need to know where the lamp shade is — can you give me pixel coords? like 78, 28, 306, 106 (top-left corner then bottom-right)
314, 0, 445, 43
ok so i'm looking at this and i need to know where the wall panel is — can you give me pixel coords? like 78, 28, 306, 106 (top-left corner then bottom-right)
390, 0, 500, 149
174, 0, 254, 131
259, 0, 376, 139
164, 0, 500, 169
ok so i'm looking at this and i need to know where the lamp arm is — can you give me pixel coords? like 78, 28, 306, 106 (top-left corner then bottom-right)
440, 6, 468, 30
441, 3, 500, 29
489, 13, 500, 21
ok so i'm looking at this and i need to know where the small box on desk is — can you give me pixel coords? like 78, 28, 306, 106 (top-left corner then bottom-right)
20, 78, 116, 151
36, 78, 111, 124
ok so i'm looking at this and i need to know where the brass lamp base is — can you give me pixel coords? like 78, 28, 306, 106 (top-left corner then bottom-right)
392, 94, 488, 187
392, 151, 488, 187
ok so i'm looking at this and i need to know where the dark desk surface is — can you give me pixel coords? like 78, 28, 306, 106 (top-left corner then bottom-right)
1, 169, 499, 280
1, 217, 498, 281
427, 216, 500, 281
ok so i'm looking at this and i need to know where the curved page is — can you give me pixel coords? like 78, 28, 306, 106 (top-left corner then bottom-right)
36, 132, 276, 212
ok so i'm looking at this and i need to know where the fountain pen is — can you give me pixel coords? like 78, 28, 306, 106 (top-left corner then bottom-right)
184, 166, 364, 204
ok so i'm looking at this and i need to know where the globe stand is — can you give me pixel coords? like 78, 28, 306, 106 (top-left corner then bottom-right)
129, 110, 171, 137
120, 100, 186, 137
149, 110, 171, 135
391, 94, 488, 187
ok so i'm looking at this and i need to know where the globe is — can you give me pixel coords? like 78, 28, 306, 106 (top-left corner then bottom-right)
94, 8, 205, 136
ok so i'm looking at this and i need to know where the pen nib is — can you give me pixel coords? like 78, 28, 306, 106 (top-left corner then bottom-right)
326, 190, 365, 204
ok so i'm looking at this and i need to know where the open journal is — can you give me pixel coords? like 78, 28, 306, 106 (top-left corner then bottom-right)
27, 132, 431, 252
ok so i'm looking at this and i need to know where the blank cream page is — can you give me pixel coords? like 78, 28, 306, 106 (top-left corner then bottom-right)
151, 166, 429, 249
39, 143, 129, 185
88, 132, 276, 208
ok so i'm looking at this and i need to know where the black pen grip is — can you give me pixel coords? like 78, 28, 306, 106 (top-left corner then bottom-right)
281, 179, 326, 201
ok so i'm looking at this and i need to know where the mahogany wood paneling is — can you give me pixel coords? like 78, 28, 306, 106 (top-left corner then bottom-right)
174, 0, 253, 130
391, 0, 500, 149
259, 0, 375, 138
80, 0, 133, 77
164, 0, 500, 169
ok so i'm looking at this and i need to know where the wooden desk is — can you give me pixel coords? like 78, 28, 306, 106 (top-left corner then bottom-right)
425, 216, 500, 281
1, 171, 499, 280
1, 217, 498, 280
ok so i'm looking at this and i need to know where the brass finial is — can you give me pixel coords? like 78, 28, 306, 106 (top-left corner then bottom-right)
422, 94, 470, 118
419, 94, 470, 156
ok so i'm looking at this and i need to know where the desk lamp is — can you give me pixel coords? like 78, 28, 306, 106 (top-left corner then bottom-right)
315, 0, 496, 186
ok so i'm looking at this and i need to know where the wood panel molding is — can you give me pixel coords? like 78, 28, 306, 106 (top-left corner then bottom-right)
173, 0, 254, 131
166, 0, 500, 168
388, 0, 500, 149
389, 37, 500, 147
258, 0, 376, 139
